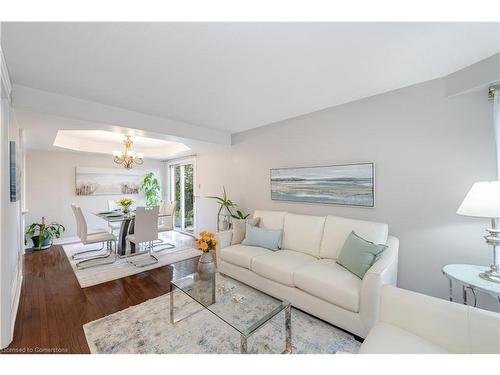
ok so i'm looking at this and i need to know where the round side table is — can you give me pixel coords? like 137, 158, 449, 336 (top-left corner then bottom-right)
442, 264, 500, 307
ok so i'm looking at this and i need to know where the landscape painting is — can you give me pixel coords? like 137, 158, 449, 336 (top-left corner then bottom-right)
75, 167, 143, 196
271, 163, 374, 207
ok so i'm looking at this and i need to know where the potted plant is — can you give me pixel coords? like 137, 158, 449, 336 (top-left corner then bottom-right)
25, 217, 65, 250
141, 172, 161, 208
117, 197, 134, 213
207, 187, 236, 231
231, 210, 250, 220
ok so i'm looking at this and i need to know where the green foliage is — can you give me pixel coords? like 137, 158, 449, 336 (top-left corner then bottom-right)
25, 219, 65, 249
207, 186, 236, 216
172, 165, 195, 229
141, 172, 161, 208
231, 210, 250, 220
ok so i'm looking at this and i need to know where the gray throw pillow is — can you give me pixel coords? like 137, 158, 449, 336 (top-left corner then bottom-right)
241, 224, 282, 251
336, 231, 387, 279
231, 217, 260, 245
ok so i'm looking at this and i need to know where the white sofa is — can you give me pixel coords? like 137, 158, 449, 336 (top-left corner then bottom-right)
359, 285, 500, 353
216, 210, 399, 338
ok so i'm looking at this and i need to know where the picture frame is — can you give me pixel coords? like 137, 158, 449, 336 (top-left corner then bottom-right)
270, 162, 375, 207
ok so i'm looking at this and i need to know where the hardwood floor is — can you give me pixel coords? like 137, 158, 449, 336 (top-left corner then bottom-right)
1, 245, 199, 354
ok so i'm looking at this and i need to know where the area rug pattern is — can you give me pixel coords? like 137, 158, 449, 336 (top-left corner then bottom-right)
83, 290, 361, 354
63, 232, 201, 288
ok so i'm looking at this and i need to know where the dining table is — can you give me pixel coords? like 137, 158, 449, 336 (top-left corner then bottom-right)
93, 210, 172, 257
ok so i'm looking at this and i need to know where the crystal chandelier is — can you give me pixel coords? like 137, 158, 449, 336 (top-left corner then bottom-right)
112, 136, 144, 169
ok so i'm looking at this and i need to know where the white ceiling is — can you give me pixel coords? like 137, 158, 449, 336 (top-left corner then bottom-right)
53, 130, 190, 159
3, 22, 500, 133
15, 110, 220, 159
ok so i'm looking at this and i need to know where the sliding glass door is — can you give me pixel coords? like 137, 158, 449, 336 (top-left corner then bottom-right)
169, 159, 195, 233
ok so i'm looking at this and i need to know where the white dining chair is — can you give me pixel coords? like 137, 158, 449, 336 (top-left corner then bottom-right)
153, 200, 176, 252
74, 205, 117, 269
106, 200, 122, 233
70, 204, 110, 260
126, 206, 160, 267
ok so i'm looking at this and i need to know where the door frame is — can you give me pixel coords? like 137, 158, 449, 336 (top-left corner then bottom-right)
166, 156, 197, 235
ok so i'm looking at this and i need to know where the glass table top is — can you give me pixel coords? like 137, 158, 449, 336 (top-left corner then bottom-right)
442, 264, 500, 296
171, 272, 290, 336
93, 210, 171, 223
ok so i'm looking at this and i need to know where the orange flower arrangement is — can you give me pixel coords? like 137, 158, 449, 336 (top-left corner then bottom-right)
195, 231, 218, 253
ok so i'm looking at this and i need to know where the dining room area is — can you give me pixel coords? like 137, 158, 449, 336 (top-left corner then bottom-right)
22, 128, 202, 288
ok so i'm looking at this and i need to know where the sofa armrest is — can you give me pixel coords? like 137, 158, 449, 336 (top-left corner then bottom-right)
215, 230, 232, 267
359, 235, 399, 334
377, 285, 500, 353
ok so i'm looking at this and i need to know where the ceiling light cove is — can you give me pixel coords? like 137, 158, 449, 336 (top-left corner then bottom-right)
53, 130, 190, 160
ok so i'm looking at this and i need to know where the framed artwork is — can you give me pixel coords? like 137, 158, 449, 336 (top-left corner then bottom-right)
270, 162, 374, 207
75, 167, 144, 196
9, 141, 20, 202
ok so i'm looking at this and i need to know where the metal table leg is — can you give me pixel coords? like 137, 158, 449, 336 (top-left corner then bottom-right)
169, 285, 205, 324
462, 285, 468, 305
170, 285, 175, 324
448, 279, 453, 302
240, 335, 248, 354
239, 305, 292, 354
117, 219, 131, 257
283, 305, 292, 354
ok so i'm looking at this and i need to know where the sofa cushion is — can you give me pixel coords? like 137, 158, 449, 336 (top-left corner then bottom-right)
250, 250, 316, 287
254, 210, 287, 230
231, 217, 260, 245
336, 231, 388, 279
294, 259, 362, 312
359, 322, 450, 354
241, 224, 282, 251
282, 213, 326, 257
320, 215, 388, 259
219, 244, 271, 269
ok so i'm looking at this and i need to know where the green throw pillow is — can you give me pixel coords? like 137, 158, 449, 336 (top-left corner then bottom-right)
336, 231, 387, 279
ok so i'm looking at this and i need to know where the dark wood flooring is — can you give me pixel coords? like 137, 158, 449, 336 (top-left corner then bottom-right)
2, 245, 199, 354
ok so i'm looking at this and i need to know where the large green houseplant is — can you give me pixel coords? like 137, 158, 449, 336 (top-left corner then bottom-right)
141, 172, 161, 208
25, 217, 65, 250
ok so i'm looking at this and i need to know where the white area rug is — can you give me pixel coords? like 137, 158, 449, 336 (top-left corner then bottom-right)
63, 231, 201, 288
83, 290, 361, 354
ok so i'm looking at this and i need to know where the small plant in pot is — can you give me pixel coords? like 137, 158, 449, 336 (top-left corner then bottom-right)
207, 187, 236, 231
25, 217, 65, 250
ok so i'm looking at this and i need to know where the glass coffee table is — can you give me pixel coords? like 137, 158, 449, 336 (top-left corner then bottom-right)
170, 272, 292, 354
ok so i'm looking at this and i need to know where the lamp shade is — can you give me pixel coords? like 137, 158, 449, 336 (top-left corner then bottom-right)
457, 181, 500, 218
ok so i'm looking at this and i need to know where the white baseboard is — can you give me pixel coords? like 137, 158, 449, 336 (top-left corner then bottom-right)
53, 236, 80, 245
10, 269, 23, 339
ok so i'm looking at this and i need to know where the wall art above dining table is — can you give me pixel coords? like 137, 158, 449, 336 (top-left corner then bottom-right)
75, 167, 144, 196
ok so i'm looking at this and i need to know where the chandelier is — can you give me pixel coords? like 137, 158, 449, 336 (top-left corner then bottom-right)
112, 136, 144, 169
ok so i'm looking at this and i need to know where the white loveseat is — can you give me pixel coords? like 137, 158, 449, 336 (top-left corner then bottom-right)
216, 210, 399, 338
359, 285, 500, 353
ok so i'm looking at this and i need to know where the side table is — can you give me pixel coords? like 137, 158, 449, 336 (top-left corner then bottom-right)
442, 264, 500, 307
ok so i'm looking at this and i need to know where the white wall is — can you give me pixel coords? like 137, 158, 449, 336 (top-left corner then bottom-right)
229, 77, 499, 310
0, 21, 24, 349
25, 150, 164, 240
195, 147, 236, 233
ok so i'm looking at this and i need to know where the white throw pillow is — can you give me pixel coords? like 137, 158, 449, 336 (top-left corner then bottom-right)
231, 217, 260, 245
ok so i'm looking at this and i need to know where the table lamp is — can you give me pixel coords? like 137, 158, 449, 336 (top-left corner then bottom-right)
457, 181, 500, 283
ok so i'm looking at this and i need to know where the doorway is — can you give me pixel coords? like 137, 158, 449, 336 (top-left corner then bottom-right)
168, 158, 195, 234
